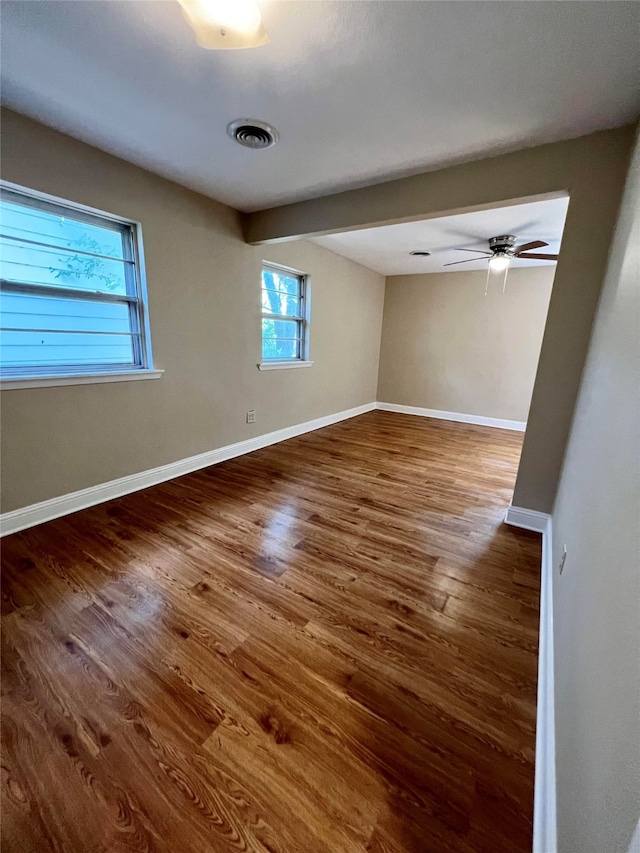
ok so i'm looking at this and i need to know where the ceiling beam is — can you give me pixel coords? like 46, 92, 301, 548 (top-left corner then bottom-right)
243, 127, 630, 245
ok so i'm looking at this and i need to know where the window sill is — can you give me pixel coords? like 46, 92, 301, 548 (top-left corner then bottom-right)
257, 361, 314, 371
0, 369, 164, 390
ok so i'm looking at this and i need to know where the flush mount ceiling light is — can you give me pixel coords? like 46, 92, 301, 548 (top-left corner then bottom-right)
227, 118, 278, 149
176, 0, 269, 49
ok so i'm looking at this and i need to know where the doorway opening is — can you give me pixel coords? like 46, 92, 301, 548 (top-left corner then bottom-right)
312, 193, 570, 499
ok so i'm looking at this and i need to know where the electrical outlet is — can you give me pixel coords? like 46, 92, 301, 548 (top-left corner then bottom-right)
246, 410, 256, 424
559, 545, 567, 574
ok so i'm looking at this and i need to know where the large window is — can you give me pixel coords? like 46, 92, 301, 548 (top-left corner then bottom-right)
261, 263, 308, 362
0, 184, 153, 381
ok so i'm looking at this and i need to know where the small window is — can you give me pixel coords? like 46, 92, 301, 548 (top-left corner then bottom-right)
261, 263, 307, 361
0, 184, 153, 379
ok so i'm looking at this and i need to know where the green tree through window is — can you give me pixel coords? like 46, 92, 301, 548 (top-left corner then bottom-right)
261, 266, 305, 360
51, 233, 123, 292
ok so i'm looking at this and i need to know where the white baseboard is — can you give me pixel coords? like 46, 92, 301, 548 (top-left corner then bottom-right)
504, 504, 551, 534
376, 401, 526, 432
534, 518, 557, 853
506, 506, 557, 853
0, 402, 376, 537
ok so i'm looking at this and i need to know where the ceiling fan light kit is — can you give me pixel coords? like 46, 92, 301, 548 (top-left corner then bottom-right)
487, 235, 515, 273
177, 0, 269, 49
488, 252, 510, 272
441, 233, 560, 294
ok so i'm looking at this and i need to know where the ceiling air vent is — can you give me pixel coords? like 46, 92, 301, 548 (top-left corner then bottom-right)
410, 251, 431, 256
227, 119, 278, 149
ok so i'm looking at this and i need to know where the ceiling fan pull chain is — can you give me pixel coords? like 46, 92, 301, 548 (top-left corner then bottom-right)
485, 267, 491, 297
502, 266, 509, 293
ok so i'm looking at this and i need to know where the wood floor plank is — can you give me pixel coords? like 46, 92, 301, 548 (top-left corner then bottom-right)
1, 411, 541, 851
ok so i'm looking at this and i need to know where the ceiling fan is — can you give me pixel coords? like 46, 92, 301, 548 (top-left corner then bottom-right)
444, 235, 559, 271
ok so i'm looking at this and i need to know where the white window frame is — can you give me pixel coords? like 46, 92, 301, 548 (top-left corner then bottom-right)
258, 261, 313, 371
0, 181, 161, 389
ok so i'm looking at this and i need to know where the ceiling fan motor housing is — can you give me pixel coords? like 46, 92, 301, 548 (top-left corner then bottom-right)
489, 235, 517, 255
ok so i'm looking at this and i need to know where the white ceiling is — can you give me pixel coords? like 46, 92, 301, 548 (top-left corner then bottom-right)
1, 2, 639, 213
313, 197, 569, 275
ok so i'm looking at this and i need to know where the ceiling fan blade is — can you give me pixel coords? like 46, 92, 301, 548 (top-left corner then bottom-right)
443, 258, 483, 267
517, 252, 559, 260
454, 248, 492, 255
514, 240, 548, 255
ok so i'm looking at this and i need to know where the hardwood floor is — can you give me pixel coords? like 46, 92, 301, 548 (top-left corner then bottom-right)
1, 411, 541, 853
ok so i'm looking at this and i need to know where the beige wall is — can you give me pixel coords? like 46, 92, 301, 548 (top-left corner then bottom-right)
0, 109, 385, 513
377, 267, 553, 422
1, 107, 636, 522
245, 125, 636, 513
551, 130, 640, 852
